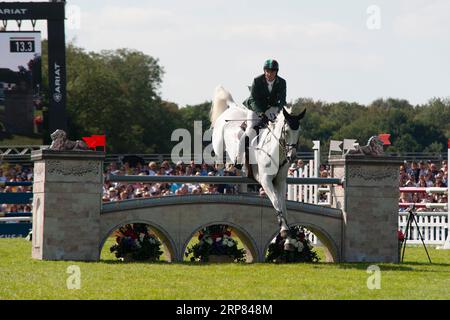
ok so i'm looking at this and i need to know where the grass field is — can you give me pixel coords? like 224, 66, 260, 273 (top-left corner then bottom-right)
0, 238, 449, 300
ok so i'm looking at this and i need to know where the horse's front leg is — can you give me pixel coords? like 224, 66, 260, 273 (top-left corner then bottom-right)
273, 166, 290, 237
259, 175, 289, 233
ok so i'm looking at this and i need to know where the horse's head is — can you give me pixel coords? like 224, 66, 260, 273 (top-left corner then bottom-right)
281, 106, 306, 162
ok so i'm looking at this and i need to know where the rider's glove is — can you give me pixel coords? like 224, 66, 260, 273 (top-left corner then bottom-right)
265, 106, 279, 122
254, 113, 269, 129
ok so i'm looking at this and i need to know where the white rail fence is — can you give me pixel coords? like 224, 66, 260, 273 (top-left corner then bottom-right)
287, 162, 331, 206
398, 212, 448, 245
287, 158, 449, 247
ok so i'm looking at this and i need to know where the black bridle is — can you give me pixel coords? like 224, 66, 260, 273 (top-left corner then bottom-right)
264, 107, 306, 167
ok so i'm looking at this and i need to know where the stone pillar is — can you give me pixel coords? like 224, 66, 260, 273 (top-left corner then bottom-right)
329, 155, 402, 263
31, 150, 105, 261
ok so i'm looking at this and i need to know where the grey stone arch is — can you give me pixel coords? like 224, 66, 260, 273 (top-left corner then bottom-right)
263, 221, 341, 263
99, 218, 178, 262
182, 220, 260, 263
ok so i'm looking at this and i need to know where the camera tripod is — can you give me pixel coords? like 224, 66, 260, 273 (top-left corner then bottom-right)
400, 205, 432, 263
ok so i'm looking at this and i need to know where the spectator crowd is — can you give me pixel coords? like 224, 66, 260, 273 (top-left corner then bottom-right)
102, 160, 243, 202
399, 160, 448, 211
0, 158, 448, 214
0, 164, 33, 214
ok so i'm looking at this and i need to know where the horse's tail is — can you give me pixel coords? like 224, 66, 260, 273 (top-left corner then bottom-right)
210, 85, 235, 128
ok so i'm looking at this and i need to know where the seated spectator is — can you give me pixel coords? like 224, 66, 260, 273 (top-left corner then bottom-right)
161, 160, 173, 175
174, 161, 184, 176
205, 184, 218, 194
416, 175, 432, 187
148, 162, 158, 176
200, 162, 209, 176
214, 163, 225, 176
434, 176, 446, 188
296, 159, 305, 170
185, 165, 193, 176
192, 186, 202, 194
108, 187, 119, 201
418, 161, 428, 176
406, 161, 420, 183
429, 163, 439, 179
399, 192, 411, 204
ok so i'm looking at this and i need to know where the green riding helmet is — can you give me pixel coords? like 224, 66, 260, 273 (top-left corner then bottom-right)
263, 59, 279, 71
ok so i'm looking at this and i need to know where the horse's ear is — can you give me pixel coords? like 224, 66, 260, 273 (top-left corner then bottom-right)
296, 108, 306, 121
282, 107, 289, 119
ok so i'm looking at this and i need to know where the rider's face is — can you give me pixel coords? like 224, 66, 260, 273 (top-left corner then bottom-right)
264, 69, 277, 82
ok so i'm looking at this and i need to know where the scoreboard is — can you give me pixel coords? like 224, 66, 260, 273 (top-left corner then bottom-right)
10, 36, 36, 53
0, 31, 42, 141
0, 31, 41, 72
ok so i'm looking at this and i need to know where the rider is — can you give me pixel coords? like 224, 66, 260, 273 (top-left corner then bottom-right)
236, 59, 287, 167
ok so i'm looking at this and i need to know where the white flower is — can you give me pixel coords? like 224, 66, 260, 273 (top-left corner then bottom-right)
227, 241, 234, 247
139, 234, 145, 242
215, 237, 222, 242
205, 237, 213, 245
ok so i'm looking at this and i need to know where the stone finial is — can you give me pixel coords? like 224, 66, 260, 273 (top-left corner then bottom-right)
345, 135, 384, 156
48, 129, 90, 151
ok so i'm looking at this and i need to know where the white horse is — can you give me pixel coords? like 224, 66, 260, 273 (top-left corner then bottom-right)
210, 86, 306, 235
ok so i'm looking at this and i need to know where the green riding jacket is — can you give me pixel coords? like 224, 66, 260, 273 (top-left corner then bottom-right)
243, 74, 287, 114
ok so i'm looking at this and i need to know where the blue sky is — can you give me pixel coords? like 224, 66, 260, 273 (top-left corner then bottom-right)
5, 0, 450, 107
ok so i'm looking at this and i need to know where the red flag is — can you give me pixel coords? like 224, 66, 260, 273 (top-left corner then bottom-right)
92, 135, 106, 148
83, 135, 106, 151
448, 138, 450, 149
378, 133, 391, 146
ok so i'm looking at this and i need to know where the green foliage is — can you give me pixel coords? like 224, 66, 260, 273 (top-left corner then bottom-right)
292, 97, 449, 153
178, 101, 212, 134
41, 41, 183, 153
40, 41, 449, 154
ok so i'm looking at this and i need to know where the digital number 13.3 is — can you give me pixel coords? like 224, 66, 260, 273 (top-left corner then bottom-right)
10, 40, 35, 53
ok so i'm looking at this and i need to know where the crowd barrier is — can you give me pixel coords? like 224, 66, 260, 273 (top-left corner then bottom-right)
0, 182, 33, 238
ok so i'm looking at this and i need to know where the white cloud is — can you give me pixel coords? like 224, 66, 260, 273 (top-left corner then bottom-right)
223, 21, 361, 47
393, 0, 450, 38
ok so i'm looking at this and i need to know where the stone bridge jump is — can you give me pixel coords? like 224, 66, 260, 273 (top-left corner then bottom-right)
30, 150, 401, 263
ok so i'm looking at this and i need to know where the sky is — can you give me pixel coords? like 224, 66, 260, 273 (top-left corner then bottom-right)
3, 0, 450, 107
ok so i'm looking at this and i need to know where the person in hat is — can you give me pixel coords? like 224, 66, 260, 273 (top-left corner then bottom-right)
236, 59, 287, 167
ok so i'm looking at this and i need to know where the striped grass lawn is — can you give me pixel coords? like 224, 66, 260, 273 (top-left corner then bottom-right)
1, 238, 449, 300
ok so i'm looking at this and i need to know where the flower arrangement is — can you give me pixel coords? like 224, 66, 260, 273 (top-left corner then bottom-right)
110, 223, 163, 261
266, 226, 320, 263
185, 225, 246, 262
